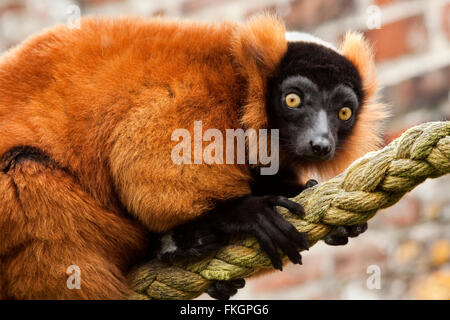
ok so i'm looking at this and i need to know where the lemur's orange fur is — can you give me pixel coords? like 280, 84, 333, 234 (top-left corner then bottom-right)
0, 15, 386, 299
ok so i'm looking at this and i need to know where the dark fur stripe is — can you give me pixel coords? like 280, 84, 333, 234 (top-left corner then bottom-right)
2, 146, 54, 173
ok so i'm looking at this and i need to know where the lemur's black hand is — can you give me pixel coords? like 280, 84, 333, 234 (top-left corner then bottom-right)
324, 223, 368, 246
305, 179, 318, 188
155, 195, 309, 271
214, 195, 309, 270
156, 223, 226, 262
207, 279, 245, 300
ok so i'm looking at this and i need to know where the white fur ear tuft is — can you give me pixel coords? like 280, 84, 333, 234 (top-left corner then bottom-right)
285, 31, 339, 53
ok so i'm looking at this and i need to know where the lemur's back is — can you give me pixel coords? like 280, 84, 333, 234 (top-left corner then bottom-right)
0, 17, 239, 154
0, 17, 244, 209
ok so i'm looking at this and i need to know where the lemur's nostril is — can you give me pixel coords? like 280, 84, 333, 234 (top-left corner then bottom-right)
310, 138, 331, 156
311, 143, 321, 154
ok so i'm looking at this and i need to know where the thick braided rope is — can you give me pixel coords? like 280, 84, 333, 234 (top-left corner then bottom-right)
128, 121, 450, 300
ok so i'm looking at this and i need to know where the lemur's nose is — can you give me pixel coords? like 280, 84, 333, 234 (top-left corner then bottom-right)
310, 137, 331, 156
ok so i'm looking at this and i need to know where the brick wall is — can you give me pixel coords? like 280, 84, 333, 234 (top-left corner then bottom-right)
0, 0, 449, 299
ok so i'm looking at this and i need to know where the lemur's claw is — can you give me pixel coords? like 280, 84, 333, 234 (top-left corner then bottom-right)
305, 179, 318, 188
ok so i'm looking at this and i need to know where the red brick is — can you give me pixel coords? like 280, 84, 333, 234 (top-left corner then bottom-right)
388, 80, 416, 114
383, 66, 450, 115
79, 0, 124, 4
151, 9, 166, 17
335, 243, 387, 278
418, 67, 450, 101
285, 0, 355, 29
384, 128, 407, 145
181, 0, 227, 14
365, 15, 428, 62
443, 2, 450, 41
0, 2, 25, 15
374, 0, 400, 6
245, 5, 278, 20
378, 195, 421, 227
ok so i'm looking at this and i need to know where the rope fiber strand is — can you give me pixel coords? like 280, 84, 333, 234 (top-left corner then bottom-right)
128, 121, 450, 300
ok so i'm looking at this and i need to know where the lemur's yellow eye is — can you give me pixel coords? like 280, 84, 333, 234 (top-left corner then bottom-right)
285, 93, 301, 108
338, 107, 352, 121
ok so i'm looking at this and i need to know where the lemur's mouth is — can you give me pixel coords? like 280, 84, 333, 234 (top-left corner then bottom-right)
283, 149, 335, 164
301, 153, 335, 162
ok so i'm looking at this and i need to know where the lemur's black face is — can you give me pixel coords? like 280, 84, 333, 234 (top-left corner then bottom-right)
267, 42, 364, 162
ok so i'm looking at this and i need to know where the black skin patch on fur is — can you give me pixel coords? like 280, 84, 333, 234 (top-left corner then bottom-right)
2, 146, 55, 174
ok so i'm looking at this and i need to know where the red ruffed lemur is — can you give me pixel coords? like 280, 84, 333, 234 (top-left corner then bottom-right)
0, 14, 387, 299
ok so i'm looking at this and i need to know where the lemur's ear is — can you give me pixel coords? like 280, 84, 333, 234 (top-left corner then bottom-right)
232, 13, 287, 76
340, 32, 378, 101
232, 13, 288, 131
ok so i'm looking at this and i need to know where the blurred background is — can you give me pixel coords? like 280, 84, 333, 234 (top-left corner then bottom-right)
0, 0, 448, 299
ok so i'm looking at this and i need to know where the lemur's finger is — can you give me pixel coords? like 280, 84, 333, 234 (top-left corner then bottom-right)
334, 226, 350, 237
266, 208, 309, 250
252, 226, 283, 271
333, 223, 368, 238
207, 279, 245, 300
324, 234, 348, 246
229, 279, 245, 289
216, 281, 238, 297
257, 213, 302, 265
268, 196, 305, 217
207, 284, 230, 300
348, 223, 368, 237
305, 179, 318, 188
